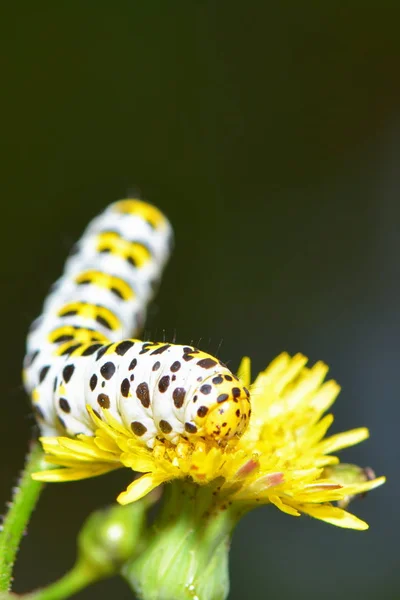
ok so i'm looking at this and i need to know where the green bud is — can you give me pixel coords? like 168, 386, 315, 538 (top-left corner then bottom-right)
323, 463, 375, 509
123, 481, 242, 600
77, 500, 149, 580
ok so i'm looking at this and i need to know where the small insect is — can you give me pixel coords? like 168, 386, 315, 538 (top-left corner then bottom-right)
23, 198, 251, 447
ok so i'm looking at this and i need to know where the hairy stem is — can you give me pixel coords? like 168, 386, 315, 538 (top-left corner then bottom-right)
0, 442, 44, 591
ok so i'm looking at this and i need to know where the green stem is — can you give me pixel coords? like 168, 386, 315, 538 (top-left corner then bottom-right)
0, 442, 45, 591
22, 563, 98, 600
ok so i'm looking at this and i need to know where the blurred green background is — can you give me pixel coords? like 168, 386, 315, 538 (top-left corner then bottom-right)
0, 3, 398, 599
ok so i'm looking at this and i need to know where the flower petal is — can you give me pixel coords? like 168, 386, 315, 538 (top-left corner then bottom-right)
295, 503, 369, 530
274, 354, 309, 394
269, 495, 301, 516
117, 473, 172, 505
280, 361, 329, 412
338, 475, 386, 497
58, 437, 114, 460
310, 380, 340, 414
120, 449, 163, 473
32, 463, 119, 481
317, 428, 369, 455
237, 356, 251, 387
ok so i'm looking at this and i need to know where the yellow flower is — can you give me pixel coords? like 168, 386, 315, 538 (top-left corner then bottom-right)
32, 353, 385, 530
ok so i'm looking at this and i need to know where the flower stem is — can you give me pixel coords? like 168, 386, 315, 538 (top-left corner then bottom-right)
21, 563, 98, 600
0, 442, 45, 592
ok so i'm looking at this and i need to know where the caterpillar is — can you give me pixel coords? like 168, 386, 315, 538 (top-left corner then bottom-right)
23, 198, 251, 447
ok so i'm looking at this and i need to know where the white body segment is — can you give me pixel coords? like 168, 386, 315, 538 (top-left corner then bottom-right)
23, 199, 173, 437
23, 199, 251, 446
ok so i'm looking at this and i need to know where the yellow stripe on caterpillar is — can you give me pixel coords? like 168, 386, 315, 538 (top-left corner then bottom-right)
48, 325, 109, 345
75, 270, 135, 301
96, 231, 151, 268
112, 199, 166, 229
57, 302, 121, 331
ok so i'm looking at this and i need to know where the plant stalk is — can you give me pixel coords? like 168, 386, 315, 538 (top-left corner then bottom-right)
0, 442, 45, 591
21, 563, 98, 600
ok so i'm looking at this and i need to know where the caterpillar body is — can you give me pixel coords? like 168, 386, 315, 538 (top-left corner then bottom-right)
23, 199, 251, 447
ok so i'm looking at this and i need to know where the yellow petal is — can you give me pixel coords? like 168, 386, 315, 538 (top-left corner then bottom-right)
237, 356, 251, 387
120, 449, 161, 473
314, 455, 339, 468
40, 439, 103, 463
317, 428, 369, 455
117, 473, 171, 505
86, 406, 121, 441
269, 495, 301, 516
101, 407, 133, 436
94, 434, 121, 454
295, 503, 369, 530
281, 362, 329, 412
260, 352, 291, 382
58, 437, 114, 461
32, 463, 119, 482
274, 354, 309, 394
338, 475, 386, 497
310, 380, 340, 414
302, 414, 334, 449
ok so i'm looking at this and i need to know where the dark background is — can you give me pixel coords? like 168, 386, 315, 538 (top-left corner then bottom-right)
0, 3, 398, 599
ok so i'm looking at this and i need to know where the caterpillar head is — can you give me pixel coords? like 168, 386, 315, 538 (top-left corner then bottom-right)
192, 375, 251, 443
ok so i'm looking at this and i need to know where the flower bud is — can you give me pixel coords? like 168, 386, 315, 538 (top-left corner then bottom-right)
323, 463, 376, 509
123, 481, 241, 600
77, 500, 149, 579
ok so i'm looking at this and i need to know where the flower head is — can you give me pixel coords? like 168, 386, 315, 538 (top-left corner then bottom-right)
33, 352, 385, 530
